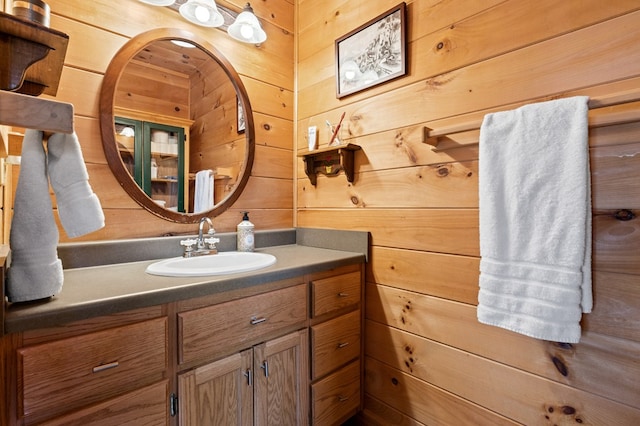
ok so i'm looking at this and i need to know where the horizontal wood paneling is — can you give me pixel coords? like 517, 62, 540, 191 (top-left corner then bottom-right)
366, 322, 640, 424
298, 208, 479, 256
367, 246, 479, 305
253, 146, 294, 180
297, 0, 640, 424
366, 284, 640, 409
298, 4, 640, 119
298, 161, 478, 208
364, 356, 518, 426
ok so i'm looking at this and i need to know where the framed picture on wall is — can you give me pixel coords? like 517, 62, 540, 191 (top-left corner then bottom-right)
237, 96, 245, 134
335, 3, 407, 98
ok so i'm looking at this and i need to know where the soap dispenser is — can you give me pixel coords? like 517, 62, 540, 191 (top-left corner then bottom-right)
237, 211, 254, 252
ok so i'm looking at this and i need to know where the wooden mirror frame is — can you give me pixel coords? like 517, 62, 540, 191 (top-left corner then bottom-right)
100, 28, 255, 223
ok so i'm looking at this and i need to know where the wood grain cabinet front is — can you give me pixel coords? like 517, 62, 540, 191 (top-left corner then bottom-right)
17, 317, 168, 424
38, 380, 169, 426
308, 264, 364, 425
311, 360, 360, 426
311, 270, 361, 318
178, 283, 308, 366
178, 329, 308, 426
311, 309, 361, 380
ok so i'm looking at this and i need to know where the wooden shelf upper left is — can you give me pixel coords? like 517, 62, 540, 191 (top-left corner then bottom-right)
0, 10, 69, 96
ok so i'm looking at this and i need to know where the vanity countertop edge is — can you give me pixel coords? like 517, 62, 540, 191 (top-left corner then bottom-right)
3, 228, 368, 334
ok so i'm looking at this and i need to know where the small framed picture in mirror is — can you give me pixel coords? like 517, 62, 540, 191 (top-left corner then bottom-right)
237, 96, 245, 134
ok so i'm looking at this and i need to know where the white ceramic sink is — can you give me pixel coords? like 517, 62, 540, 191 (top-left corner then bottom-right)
145, 251, 276, 277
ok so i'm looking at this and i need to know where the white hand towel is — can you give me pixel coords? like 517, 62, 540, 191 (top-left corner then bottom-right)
194, 169, 214, 213
477, 96, 592, 343
47, 131, 105, 238
6, 130, 63, 303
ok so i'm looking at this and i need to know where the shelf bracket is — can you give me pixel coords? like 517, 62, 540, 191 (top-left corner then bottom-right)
299, 143, 361, 186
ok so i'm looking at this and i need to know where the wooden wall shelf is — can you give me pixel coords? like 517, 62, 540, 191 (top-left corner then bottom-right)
0, 11, 69, 96
298, 143, 361, 186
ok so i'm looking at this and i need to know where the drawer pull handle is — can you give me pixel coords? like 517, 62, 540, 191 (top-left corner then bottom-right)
338, 292, 349, 297
338, 395, 350, 403
243, 369, 253, 386
250, 316, 267, 325
92, 361, 119, 373
337, 342, 350, 349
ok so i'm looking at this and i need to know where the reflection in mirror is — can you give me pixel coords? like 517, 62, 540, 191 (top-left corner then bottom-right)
100, 28, 255, 223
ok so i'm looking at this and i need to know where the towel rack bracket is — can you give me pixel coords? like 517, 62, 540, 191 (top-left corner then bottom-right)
422, 126, 441, 148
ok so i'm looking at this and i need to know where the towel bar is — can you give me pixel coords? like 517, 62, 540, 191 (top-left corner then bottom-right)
423, 97, 640, 152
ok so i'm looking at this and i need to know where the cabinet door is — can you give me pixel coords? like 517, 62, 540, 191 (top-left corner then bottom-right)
114, 117, 186, 212
178, 349, 253, 426
115, 117, 143, 185
144, 121, 185, 212
254, 329, 309, 426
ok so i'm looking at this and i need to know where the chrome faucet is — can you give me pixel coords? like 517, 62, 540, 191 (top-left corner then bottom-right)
180, 217, 219, 257
197, 217, 214, 249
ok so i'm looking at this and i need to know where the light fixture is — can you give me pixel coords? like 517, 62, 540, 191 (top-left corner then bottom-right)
179, 0, 224, 27
138, 0, 175, 6
227, 3, 267, 45
137, 0, 267, 46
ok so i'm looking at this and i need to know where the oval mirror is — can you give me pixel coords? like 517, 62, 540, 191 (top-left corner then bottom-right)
100, 28, 255, 223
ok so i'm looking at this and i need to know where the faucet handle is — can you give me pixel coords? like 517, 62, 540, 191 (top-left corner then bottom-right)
204, 237, 220, 250
180, 238, 197, 256
180, 238, 197, 247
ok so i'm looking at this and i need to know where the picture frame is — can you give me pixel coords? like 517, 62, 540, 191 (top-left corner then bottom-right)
335, 3, 407, 98
237, 96, 245, 134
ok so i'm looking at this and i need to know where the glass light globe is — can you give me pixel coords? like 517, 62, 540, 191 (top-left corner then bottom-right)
194, 5, 210, 23
240, 24, 254, 40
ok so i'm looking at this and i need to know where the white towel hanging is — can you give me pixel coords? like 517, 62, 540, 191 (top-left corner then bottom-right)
194, 169, 214, 213
477, 96, 592, 343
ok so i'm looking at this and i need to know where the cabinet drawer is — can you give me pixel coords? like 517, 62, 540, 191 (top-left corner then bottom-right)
311, 270, 361, 317
40, 380, 169, 426
179, 284, 307, 364
311, 310, 360, 380
311, 360, 360, 425
18, 317, 167, 421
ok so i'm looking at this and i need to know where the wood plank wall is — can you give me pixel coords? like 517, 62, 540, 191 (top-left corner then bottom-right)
6, 0, 295, 242
296, 0, 640, 424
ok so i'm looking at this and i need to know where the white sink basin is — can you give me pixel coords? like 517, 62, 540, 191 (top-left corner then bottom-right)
145, 251, 276, 277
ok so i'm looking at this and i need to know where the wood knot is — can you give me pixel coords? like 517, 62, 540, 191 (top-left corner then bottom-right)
437, 166, 450, 177
555, 342, 573, 350
263, 123, 271, 130
551, 356, 568, 377
614, 209, 635, 221
391, 377, 399, 386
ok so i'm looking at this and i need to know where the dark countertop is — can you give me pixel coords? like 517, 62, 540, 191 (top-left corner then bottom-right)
4, 228, 368, 334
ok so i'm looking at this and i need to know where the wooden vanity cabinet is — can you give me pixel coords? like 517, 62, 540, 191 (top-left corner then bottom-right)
175, 264, 365, 426
176, 283, 309, 425
2, 262, 364, 426
8, 307, 169, 425
308, 264, 363, 425
178, 330, 308, 425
